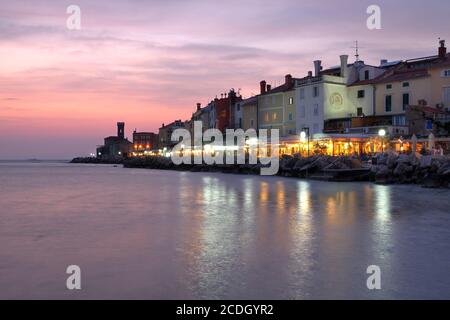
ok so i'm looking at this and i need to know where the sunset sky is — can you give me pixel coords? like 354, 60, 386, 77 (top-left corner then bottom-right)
1, 0, 449, 159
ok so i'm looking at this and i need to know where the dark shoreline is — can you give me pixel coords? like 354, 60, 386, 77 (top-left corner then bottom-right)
71, 154, 450, 188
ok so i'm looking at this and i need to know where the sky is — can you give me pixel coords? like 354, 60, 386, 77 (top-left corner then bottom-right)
0, 0, 449, 159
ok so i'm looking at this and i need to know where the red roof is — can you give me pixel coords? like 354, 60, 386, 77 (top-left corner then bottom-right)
350, 67, 430, 86
409, 105, 450, 115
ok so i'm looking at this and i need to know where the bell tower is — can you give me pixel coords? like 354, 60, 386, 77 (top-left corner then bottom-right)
117, 122, 125, 139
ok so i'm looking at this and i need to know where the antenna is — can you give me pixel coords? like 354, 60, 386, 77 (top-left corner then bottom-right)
351, 40, 364, 61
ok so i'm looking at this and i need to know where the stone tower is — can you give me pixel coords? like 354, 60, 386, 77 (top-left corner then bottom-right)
117, 122, 125, 139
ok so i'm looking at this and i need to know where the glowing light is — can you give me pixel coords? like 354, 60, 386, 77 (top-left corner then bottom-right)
246, 138, 258, 146
378, 129, 386, 137
213, 146, 239, 151
300, 131, 307, 142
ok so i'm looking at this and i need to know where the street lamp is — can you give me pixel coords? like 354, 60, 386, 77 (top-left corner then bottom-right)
378, 129, 386, 153
301, 127, 310, 157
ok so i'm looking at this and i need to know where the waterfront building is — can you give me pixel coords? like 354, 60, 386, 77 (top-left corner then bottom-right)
258, 75, 297, 137
241, 96, 259, 131
295, 56, 385, 136
96, 122, 133, 159
158, 120, 185, 150
213, 89, 242, 131
406, 102, 450, 137
132, 131, 159, 155
232, 99, 244, 129
347, 40, 450, 138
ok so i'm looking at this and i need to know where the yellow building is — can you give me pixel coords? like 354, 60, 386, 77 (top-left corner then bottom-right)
241, 96, 258, 130
428, 63, 450, 110
374, 69, 431, 117
371, 41, 450, 132
257, 75, 297, 137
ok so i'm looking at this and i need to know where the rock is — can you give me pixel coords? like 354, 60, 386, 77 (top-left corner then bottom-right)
422, 173, 443, 188
438, 162, 450, 176
397, 154, 411, 164
376, 153, 388, 165
375, 165, 391, 184
387, 153, 399, 169
420, 155, 433, 168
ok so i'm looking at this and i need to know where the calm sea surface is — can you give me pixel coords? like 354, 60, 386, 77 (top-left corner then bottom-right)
0, 161, 449, 299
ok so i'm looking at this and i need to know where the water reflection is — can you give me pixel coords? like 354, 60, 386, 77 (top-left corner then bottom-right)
1, 163, 449, 299
374, 185, 392, 223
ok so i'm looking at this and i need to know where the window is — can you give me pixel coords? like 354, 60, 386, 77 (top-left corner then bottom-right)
272, 112, 277, 121
393, 115, 406, 126
313, 123, 319, 134
313, 86, 319, 97
250, 119, 254, 127
402, 93, 410, 111
264, 112, 269, 122
288, 113, 293, 121
237, 104, 240, 111
313, 104, 319, 116
357, 90, 365, 98
386, 84, 392, 90
385, 95, 392, 112
238, 118, 242, 128
443, 87, 450, 103
442, 70, 450, 77
300, 105, 306, 117
289, 97, 294, 105
300, 88, 305, 100
357, 107, 363, 116
403, 82, 410, 88
364, 70, 370, 80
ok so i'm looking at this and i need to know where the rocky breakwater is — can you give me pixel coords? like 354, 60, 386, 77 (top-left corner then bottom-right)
123, 155, 369, 180
123, 156, 265, 174
371, 153, 450, 188
71, 157, 123, 164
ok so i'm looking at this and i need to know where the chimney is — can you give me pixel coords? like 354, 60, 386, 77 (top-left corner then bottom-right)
266, 84, 272, 92
308, 71, 313, 77
380, 59, 388, 66
340, 55, 349, 78
196, 103, 201, 111
313, 61, 322, 77
285, 74, 293, 87
439, 39, 447, 58
260, 80, 267, 94
117, 122, 125, 139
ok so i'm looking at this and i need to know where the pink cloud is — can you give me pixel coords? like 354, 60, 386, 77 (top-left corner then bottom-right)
0, 0, 449, 158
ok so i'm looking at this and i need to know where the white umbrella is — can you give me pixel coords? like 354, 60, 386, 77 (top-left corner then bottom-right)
428, 133, 435, 153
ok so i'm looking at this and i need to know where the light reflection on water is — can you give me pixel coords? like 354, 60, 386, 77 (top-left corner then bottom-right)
0, 162, 449, 299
